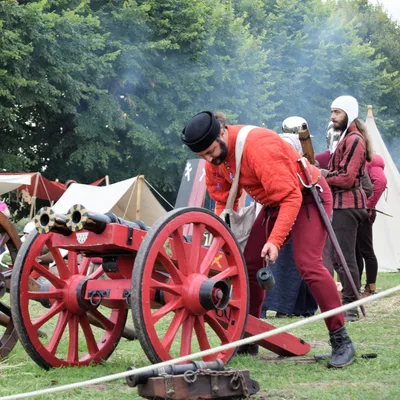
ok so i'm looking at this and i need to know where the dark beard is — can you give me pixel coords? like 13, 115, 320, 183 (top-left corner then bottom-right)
211, 139, 228, 165
337, 116, 348, 132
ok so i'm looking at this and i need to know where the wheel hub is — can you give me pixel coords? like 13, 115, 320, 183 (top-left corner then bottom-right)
62, 275, 90, 314
182, 274, 231, 315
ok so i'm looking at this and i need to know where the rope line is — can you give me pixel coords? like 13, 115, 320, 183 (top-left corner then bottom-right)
144, 178, 174, 210
1, 284, 399, 400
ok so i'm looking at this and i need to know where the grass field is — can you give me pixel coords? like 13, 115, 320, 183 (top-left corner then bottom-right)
0, 272, 399, 400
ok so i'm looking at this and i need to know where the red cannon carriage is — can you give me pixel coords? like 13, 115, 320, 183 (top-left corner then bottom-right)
10, 205, 310, 369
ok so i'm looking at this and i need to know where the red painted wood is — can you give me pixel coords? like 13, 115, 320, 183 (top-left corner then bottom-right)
244, 315, 310, 356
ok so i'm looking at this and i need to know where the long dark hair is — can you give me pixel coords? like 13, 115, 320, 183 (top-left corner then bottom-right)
354, 119, 373, 162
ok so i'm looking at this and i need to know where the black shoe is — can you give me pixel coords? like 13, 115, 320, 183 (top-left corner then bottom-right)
236, 343, 259, 356
275, 312, 290, 318
344, 308, 359, 322
328, 326, 355, 368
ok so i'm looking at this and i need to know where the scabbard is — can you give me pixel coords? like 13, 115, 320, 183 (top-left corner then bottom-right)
297, 158, 366, 318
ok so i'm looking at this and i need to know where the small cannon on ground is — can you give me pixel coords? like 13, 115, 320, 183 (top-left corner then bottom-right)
10, 205, 310, 369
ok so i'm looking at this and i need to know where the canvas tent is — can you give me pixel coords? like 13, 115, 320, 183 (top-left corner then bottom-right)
365, 105, 400, 272
52, 175, 166, 226
0, 172, 105, 218
0, 172, 67, 201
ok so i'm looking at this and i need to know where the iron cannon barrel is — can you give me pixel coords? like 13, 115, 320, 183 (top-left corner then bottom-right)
125, 360, 225, 387
66, 204, 144, 234
34, 207, 72, 236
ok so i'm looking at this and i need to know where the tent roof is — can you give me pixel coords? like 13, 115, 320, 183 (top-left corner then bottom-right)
0, 172, 104, 202
365, 106, 400, 272
52, 175, 166, 226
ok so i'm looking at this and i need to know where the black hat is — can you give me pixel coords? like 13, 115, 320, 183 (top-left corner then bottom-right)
181, 111, 221, 152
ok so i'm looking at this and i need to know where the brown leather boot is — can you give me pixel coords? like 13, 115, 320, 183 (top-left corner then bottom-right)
362, 283, 376, 297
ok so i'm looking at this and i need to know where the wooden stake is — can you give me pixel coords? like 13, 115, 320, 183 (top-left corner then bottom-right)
29, 172, 40, 219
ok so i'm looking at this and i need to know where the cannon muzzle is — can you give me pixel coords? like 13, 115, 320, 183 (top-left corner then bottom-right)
66, 204, 144, 234
66, 204, 111, 234
34, 207, 72, 236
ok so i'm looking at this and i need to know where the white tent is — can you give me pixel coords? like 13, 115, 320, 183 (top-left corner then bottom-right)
0, 174, 32, 196
365, 106, 400, 272
52, 175, 166, 226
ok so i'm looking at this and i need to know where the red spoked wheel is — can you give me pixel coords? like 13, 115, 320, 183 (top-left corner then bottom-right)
131, 207, 249, 364
0, 213, 21, 359
10, 232, 127, 369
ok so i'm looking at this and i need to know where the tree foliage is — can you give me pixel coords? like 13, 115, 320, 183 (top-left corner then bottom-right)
0, 0, 399, 203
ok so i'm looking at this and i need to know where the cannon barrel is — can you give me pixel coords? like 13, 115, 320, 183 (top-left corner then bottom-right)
34, 207, 72, 236
125, 360, 224, 387
66, 204, 145, 234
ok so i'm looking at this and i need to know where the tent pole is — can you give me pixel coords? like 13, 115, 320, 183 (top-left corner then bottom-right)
136, 175, 143, 221
105, 175, 110, 186
29, 172, 40, 219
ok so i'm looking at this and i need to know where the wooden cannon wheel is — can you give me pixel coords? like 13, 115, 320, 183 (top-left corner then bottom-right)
131, 207, 249, 364
10, 231, 127, 369
0, 213, 21, 359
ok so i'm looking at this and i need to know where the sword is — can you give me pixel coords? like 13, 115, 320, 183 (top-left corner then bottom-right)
297, 157, 366, 318
375, 209, 393, 218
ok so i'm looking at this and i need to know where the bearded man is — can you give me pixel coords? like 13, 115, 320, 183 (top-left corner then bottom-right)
324, 96, 373, 322
181, 111, 356, 368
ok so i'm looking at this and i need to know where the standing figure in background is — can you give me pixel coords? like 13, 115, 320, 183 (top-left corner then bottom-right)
323, 95, 373, 322
357, 153, 387, 296
262, 116, 317, 319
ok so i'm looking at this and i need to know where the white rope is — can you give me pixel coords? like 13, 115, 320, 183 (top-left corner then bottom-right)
144, 178, 174, 210
1, 284, 400, 400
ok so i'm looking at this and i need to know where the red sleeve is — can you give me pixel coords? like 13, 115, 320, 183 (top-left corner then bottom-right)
366, 165, 387, 209
205, 163, 241, 215
325, 134, 366, 188
315, 150, 331, 170
245, 136, 302, 249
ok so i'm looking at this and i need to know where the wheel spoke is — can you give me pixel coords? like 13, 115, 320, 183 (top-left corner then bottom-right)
158, 248, 184, 284
199, 236, 226, 275
32, 261, 65, 288
212, 266, 238, 281
27, 290, 63, 300
32, 302, 65, 331
187, 223, 206, 275
0, 233, 9, 250
47, 242, 71, 280
170, 227, 189, 276
0, 301, 11, 317
79, 258, 91, 276
46, 310, 70, 355
228, 299, 242, 309
180, 315, 195, 356
79, 313, 99, 355
204, 311, 233, 344
161, 309, 188, 353
149, 279, 182, 296
151, 297, 184, 324
88, 309, 115, 331
87, 266, 105, 281
67, 315, 79, 363
194, 316, 215, 361
67, 251, 78, 275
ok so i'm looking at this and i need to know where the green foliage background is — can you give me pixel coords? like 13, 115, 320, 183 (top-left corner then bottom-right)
1, 0, 399, 204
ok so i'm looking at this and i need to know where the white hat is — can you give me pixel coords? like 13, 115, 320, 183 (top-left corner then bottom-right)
23, 221, 36, 234
331, 95, 359, 131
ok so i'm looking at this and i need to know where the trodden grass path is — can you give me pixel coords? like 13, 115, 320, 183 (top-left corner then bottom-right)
0, 272, 399, 400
